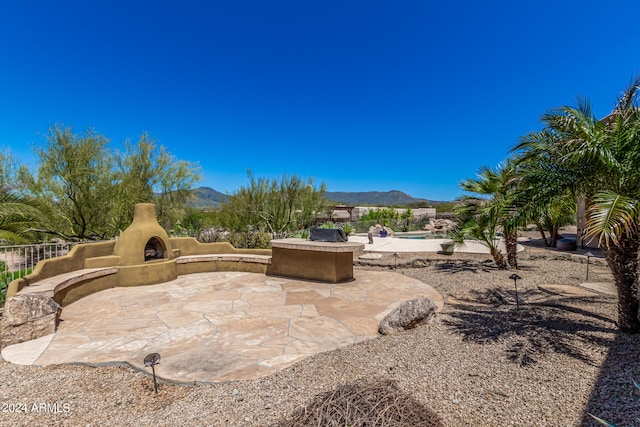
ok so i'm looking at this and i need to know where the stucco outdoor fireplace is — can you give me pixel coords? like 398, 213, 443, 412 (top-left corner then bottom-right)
6, 203, 272, 308
113, 204, 175, 266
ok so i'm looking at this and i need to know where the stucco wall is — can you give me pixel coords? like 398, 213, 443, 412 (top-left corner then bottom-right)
7, 202, 272, 304
270, 247, 353, 283
7, 237, 273, 306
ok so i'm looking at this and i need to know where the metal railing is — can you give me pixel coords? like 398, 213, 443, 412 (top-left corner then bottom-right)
0, 242, 81, 284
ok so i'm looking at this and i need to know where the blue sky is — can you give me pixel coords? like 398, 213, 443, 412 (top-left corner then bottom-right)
1, 1, 639, 201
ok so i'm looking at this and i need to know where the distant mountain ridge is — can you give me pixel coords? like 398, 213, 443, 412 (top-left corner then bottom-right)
187, 187, 229, 208
325, 190, 429, 206
187, 187, 436, 208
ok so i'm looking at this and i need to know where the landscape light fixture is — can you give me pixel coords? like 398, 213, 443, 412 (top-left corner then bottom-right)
584, 252, 594, 281
393, 252, 399, 268
144, 352, 161, 393
509, 273, 522, 309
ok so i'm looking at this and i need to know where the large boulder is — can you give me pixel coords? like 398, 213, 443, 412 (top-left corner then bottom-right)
0, 294, 61, 349
368, 224, 394, 237
378, 297, 437, 335
423, 218, 456, 233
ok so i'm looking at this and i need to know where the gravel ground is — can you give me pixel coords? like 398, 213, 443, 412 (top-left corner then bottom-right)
1, 250, 639, 426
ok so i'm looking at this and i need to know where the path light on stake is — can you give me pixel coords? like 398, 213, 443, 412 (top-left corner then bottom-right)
144, 353, 161, 394
584, 251, 594, 281
509, 273, 522, 309
393, 252, 399, 269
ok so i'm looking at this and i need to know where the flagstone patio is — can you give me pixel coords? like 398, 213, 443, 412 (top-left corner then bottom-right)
2, 270, 443, 384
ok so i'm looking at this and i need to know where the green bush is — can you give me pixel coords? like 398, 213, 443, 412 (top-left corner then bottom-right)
295, 229, 310, 239
0, 267, 32, 307
317, 222, 354, 235
354, 220, 379, 233
319, 221, 336, 229
341, 223, 354, 235
358, 207, 398, 226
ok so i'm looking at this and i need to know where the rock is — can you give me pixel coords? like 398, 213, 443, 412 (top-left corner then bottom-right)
359, 253, 383, 260
378, 297, 437, 335
368, 224, 394, 237
423, 218, 456, 233
0, 294, 61, 349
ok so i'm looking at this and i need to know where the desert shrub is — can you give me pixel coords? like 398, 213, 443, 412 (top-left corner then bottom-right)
354, 219, 379, 233
197, 228, 228, 243
196, 228, 271, 249
341, 222, 354, 235
359, 207, 398, 226
319, 221, 336, 229
295, 229, 310, 239
226, 231, 272, 249
276, 378, 443, 427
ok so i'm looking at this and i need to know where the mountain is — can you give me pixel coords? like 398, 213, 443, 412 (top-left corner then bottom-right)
188, 187, 436, 208
187, 187, 229, 208
325, 190, 430, 206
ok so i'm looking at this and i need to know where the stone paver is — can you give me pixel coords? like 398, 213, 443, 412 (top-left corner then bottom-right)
2, 270, 442, 384
1, 334, 54, 365
580, 282, 617, 296
538, 284, 599, 298
591, 268, 614, 280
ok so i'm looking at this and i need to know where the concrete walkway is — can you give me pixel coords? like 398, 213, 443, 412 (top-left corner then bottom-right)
2, 270, 442, 384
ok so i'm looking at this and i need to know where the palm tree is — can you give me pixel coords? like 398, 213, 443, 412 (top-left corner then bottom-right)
531, 195, 576, 247
454, 163, 520, 269
394, 207, 414, 232
0, 150, 46, 243
452, 196, 508, 269
0, 192, 43, 243
514, 77, 640, 333
510, 142, 578, 248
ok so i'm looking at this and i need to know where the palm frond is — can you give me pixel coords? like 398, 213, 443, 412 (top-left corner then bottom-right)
588, 413, 619, 427
585, 191, 639, 246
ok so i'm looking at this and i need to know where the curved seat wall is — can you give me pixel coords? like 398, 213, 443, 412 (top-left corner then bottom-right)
8, 238, 272, 307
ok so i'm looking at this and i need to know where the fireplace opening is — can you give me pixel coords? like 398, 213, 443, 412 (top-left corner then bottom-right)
144, 237, 166, 261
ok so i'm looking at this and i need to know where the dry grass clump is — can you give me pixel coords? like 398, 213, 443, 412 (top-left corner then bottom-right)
276, 378, 443, 427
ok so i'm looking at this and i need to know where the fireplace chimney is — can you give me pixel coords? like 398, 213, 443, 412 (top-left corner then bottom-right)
113, 204, 175, 266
